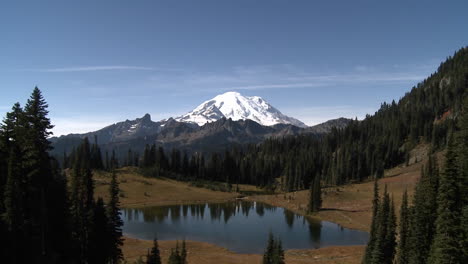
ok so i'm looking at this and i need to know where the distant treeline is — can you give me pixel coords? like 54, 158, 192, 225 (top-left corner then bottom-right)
64, 48, 468, 194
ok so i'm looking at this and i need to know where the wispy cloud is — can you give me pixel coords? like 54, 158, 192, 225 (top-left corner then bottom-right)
32, 65, 156, 72
156, 63, 430, 94
220, 82, 329, 91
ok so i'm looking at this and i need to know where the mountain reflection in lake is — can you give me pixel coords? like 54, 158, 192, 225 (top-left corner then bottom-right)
121, 201, 368, 254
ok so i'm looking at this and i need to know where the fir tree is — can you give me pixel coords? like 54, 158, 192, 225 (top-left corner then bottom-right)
180, 240, 187, 264
88, 197, 111, 264
362, 179, 379, 263
107, 170, 124, 263
407, 156, 439, 264
147, 237, 162, 264
307, 174, 322, 213
262, 232, 285, 264
457, 97, 468, 262
396, 190, 410, 264
22, 87, 57, 261
428, 137, 462, 263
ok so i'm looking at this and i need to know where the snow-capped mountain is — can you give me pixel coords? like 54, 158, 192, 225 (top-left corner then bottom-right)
175, 91, 307, 127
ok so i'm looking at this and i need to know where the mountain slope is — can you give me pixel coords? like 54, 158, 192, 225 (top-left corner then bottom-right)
175, 91, 307, 127
50, 116, 350, 157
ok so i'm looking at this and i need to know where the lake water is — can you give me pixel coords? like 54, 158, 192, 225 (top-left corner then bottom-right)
121, 201, 368, 253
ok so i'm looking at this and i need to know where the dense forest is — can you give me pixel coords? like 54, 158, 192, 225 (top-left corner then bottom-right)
363, 96, 468, 263
0, 88, 123, 263
1, 47, 467, 263
72, 48, 468, 193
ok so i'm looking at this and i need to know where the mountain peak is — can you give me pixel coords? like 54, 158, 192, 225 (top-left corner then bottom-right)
175, 91, 306, 127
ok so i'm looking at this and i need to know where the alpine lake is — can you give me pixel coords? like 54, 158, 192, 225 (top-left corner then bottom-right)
121, 200, 368, 254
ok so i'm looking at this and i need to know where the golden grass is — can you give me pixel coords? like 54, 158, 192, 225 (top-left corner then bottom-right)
123, 237, 365, 264
93, 167, 256, 208
92, 144, 442, 263
250, 155, 425, 232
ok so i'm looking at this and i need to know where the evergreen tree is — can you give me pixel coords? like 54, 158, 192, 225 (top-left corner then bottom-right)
69, 138, 95, 262
457, 97, 468, 262
307, 174, 322, 213
408, 156, 439, 264
428, 137, 462, 263
262, 232, 285, 264
147, 237, 162, 264
107, 170, 124, 263
362, 179, 379, 263
180, 240, 187, 264
307, 179, 314, 213
88, 197, 111, 264
371, 185, 390, 264
396, 190, 410, 264
313, 174, 322, 211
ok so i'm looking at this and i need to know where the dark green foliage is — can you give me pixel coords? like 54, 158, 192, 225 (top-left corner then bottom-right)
131, 48, 468, 192
262, 232, 285, 264
88, 197, 111, 263
407, 156, 439, 264
457, 97, 468, 262
0, 88, 74, 262
146, 237, 162, 264
363, 185, 396, 264
370, 186, 396, 264
70, 137, 95, 262
362, 179, 379, 264
107, 170, 124, 263
308, 174, 322, 213
396, 190, 410, 264
167, 240, 187, 264
428, 137, 462, 263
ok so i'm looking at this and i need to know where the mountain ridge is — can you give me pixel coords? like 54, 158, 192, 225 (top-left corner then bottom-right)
50, 115, 351, 157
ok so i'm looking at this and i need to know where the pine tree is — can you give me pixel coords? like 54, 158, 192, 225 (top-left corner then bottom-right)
307, 179, 314, 213
262, 232, 284, 264
396, 190, 410, 264
313, 174, 322, 211
180, 240, 187, 264
263, 232, 276, 264
307, 174, 322, 213
69, 138, 95, 262
22, 87, 57, 261
274, 239, 285, 264
371, 185, 390, 264
457, 97, 468, 262
2, 103, 25, 232
428, 137, 462, 263
147, 237, 162, 264
383, 198, 396, 263
407, 156, 439, 264
167, 249, 179, 264
88, 198, 111, 264
362, 179, 379, 263
107, 170, 124, 263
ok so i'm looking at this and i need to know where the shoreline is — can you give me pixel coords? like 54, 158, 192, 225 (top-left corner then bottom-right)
122, 236, 365, 264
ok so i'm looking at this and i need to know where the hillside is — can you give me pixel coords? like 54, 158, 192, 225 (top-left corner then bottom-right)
50, 116, 351, 158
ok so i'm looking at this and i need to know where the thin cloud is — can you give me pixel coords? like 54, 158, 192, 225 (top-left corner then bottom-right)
162, 63, 433, 94
33, 65, 156, 72
220, 82, 329, 91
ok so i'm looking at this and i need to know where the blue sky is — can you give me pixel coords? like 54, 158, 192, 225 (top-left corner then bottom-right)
1, 0, 467, 136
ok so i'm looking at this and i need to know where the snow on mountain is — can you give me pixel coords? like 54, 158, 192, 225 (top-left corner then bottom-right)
175, 91, 307, 127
